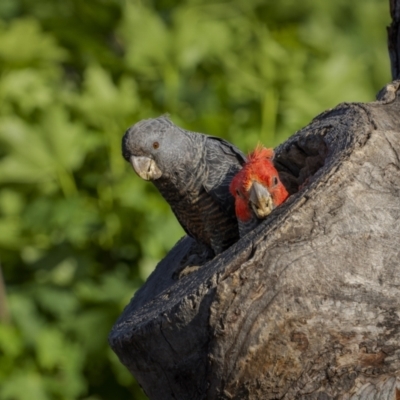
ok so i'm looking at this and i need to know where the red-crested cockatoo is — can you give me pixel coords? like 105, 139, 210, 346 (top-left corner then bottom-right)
230, 146, 289, 236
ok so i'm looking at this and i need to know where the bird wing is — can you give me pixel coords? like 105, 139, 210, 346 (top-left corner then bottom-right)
207, 136, 247, 164
202, 136, 247, 215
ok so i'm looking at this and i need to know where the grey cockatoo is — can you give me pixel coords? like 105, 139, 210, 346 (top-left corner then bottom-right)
122, 116, 246, 255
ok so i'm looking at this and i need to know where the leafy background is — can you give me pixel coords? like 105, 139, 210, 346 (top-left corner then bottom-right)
0, 0, 390, 399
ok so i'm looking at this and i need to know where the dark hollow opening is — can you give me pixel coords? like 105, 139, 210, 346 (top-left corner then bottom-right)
274, 133, 329, 195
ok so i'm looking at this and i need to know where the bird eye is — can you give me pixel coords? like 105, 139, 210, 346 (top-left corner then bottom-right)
273, 176, 279, 186
236, 189, 243, 198
152, 141, 159, 149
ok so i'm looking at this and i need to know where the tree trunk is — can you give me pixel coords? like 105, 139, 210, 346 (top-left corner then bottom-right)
109, 81, 400, 399
388, 0, 400, 80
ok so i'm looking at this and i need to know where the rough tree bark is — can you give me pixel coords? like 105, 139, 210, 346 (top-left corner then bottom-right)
110, 83, 400, 399
110, 3, 400, 399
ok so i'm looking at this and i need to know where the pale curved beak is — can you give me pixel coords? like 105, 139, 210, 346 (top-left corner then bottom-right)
130, 156, 162, 181
249, 181, 274, 219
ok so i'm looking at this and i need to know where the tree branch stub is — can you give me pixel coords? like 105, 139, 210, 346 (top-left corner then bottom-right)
388, 0, 400, 79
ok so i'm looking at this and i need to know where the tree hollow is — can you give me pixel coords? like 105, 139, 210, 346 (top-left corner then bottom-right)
109, 81, 400, 400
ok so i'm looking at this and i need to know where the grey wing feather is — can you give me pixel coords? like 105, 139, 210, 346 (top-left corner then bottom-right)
202, 136, 246, 215
206, 135, 247, 165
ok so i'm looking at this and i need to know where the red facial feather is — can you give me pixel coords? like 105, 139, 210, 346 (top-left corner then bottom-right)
230, 169, 253, 221
230, 146, 289, 221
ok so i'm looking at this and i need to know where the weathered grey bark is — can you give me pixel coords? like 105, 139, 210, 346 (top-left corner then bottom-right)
109, 81, 400, 399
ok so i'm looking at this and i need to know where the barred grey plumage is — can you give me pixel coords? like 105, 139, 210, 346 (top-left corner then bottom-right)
122, 116, 246, 255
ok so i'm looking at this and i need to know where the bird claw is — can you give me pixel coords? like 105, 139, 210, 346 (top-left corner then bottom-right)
175, 265, 201, 279
172, 240, 214, 280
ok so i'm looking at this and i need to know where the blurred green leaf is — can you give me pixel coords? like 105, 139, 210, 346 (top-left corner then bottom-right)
0, 372, 49, 400
0, 323, 23, 358
0, 18, 67, 67
119, 2, 170, 75
0, 69, 55, 113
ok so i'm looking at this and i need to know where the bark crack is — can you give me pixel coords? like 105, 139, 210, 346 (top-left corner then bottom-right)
384, 131, 400, 165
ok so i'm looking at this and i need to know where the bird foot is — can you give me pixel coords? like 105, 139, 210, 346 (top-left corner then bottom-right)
175, 265, 201, 279
172, 241, 214, 280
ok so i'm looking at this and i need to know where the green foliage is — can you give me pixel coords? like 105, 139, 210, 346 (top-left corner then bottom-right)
0, 0, 390, 398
